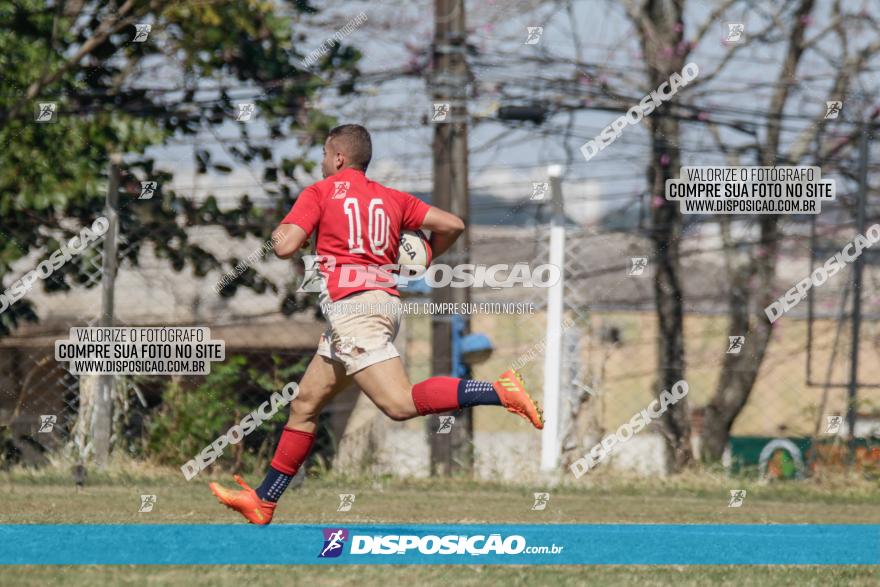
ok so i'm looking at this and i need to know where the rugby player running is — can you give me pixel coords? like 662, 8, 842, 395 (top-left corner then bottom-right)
210, 124, 542, 524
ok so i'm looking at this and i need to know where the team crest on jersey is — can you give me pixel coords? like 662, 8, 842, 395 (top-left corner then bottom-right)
331, 182, 350, 199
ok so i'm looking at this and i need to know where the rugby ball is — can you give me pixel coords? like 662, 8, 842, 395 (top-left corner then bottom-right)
398, 230, 432, 268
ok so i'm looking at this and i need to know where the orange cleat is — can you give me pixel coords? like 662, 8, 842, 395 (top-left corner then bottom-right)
493, 369, 544, 429
209, 475, 276, 525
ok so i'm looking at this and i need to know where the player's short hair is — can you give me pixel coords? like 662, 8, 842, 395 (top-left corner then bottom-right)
327, 124, 372, 171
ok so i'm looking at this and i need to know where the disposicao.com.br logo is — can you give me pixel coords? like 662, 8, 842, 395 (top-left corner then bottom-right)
318, 528, 563, 558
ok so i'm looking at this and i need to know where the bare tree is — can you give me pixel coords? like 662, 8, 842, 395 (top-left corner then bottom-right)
623, 0, 699, 470
701, 0, 880, 460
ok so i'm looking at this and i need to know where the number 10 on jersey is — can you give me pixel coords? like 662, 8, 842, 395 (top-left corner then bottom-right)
343, 197, 389, 255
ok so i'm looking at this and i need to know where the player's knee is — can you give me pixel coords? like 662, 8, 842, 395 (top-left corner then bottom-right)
379, 396, 417, 421
290, 390, 323, 420
382, 407, 412, 421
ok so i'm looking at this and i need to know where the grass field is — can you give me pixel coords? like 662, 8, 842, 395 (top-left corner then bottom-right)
1, 463, 878, 585
5, 565, 878, 587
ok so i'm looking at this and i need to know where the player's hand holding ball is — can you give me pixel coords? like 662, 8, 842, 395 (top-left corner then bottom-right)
397, 230, 432, 269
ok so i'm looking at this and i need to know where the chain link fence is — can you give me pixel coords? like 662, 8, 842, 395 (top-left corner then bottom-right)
0, 220, 326, 472
467, 220, 880, 477
2, 207, 879, 478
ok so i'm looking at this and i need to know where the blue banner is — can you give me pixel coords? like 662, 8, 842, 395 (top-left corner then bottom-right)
0, 524, 876, 565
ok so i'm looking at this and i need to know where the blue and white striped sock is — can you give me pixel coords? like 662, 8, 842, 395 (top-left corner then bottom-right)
457, 379, 501, 408
256, 466, 294, 502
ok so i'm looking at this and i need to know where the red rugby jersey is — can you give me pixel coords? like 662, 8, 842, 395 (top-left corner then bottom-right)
281, 168, 430, 302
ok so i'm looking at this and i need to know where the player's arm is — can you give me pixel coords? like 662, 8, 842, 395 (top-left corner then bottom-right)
274, 185, 321, 259
420, 206, 465, 258
271, 224, 310, 259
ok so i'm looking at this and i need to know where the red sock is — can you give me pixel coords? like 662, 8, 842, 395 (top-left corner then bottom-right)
270, 427, 315, 475
412, 376, 461, 415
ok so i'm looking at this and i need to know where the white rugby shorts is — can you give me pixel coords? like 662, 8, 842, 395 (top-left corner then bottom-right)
316, 289, 402, 375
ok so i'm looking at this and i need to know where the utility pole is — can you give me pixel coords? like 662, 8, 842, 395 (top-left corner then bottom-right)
430, 0, 471, 476
92, 153, 121, 465
541, 165, 565, 471
847, 123, 869, 460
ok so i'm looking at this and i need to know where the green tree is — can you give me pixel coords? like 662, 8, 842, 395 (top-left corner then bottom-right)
0, 0, 363, 335
146, 354, 306, 472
